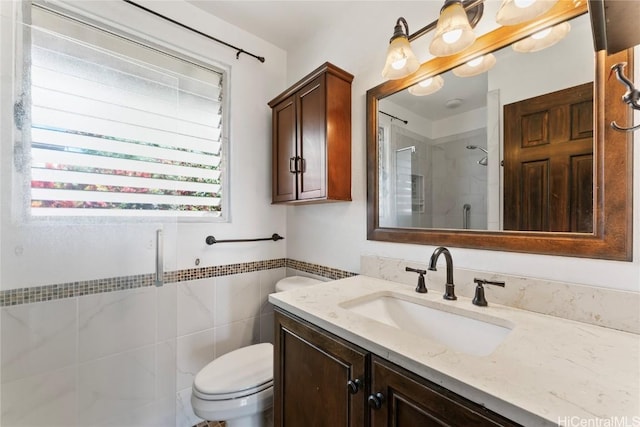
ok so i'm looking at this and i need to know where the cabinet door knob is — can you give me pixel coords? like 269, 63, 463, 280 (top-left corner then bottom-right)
347, 379, 361, 394
289, 157, 297, 173
367, 392, 384, 410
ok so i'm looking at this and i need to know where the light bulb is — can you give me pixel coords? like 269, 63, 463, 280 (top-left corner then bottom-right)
496, 0, 558, 26
467, 56, 484, 67
408, 75, 444, 96
419, 78, 434, 87
429, 0, 476, 56
381, 29, 420, 79
512, 21, 570, 52
532, 27, 552, 39
442, 29, 463, 44
392, 57, 407, 70
514, 0, 536, 8
452, 53, 496, 77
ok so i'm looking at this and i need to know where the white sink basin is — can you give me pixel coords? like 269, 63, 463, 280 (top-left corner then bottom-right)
340, 292, 512, 356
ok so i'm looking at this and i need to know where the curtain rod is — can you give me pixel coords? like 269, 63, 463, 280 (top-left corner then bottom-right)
380, 111, 408, 124
123, 0, 265, 63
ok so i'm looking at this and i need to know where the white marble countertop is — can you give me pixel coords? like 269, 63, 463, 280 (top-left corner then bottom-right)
269, 275, 640, 426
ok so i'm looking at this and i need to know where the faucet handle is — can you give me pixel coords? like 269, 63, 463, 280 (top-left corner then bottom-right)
406, 267, 427, 293
472, 278, 505, 306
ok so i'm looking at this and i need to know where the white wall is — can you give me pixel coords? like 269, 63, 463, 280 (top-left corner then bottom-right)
0, 0, 288, 290
0, 2, 288, 426
284, 8, 640, 292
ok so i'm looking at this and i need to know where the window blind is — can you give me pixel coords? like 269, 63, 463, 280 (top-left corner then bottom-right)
28, 6, 225, 217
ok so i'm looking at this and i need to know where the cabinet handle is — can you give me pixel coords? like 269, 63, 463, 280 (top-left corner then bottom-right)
367, 392, 384, 410
289, 157, 297, 173
347, 379, 361, 394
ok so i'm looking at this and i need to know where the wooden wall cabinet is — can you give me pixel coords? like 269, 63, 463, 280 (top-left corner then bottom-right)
274, 310, 520, 427
268, 62, 353, 204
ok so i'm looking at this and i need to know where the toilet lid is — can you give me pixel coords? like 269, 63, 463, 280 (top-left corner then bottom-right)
275, 276, 322, 292
194, 343, 273, 397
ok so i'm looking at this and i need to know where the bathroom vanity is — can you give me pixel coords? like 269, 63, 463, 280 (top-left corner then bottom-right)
274, 309, 518, 426
269, 276, 640, 426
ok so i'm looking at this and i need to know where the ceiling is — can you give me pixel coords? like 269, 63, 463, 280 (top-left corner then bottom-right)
187, 1, 444, 52
185, 1, 489, 120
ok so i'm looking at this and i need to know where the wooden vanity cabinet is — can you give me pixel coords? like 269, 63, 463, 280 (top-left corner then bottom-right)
274, 310, 367, 426
275, 309, 520, 427
268, 62, 353, 204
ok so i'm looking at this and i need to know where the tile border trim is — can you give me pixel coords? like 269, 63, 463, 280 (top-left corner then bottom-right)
0, 258, 356, 307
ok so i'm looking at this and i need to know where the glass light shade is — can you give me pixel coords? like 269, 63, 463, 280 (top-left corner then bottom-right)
496, 0, 558, 26
429, 1, 476, 57
408, 75, 445, 96
512, 21, 570, 52
382, 36, 420, 79
452, 53, 497, 77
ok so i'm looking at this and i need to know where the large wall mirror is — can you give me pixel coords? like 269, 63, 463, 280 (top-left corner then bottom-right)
366, 1, 633, 260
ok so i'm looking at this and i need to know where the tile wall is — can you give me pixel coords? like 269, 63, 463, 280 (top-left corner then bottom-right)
0, 259, 356, 427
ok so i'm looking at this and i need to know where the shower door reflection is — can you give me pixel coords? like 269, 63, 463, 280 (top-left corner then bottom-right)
378, 115, 488, 230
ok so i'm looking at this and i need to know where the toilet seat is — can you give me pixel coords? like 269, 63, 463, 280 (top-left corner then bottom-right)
193, 379, 273, 401
193, 343, 273, 401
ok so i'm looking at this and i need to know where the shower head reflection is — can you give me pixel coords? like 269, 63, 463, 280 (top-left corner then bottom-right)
466, 145, 488, 166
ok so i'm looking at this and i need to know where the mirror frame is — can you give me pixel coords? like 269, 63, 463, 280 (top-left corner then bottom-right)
366, 2, 633, 261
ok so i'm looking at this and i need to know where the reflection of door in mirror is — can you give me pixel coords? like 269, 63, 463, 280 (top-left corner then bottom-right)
504, 82, 593, 232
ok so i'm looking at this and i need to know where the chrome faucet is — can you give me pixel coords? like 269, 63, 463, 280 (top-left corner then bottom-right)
427, 247, 457, 300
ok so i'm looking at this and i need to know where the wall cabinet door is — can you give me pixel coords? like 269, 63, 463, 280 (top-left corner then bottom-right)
272, 96, 297, 202
274, 310, 367, 427
297, 76, 326, 200
369, 356, 520, 427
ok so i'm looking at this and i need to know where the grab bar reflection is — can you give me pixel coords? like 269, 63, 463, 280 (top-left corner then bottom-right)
463, 204, 471, 229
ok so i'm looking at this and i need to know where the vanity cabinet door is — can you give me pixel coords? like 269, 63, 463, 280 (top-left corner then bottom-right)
274, 310, 367, 427
369, 356, 520, 427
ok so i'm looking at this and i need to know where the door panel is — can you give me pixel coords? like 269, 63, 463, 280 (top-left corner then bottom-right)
297, 76, 326, 200
504, 82, 593, 232
369, 356, 519, 427
571, 153, 594, 232
274, 311, 366, 427
272, 97, 297, 202
521, 160, 549, 231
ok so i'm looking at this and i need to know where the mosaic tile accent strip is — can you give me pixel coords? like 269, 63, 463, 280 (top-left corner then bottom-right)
0, 259, 285, 307
286, 259, 357, 280
0, 258, 356, 307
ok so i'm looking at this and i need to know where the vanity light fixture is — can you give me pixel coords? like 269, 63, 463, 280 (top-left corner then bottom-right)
429, 0, 478, 57
381, 0, 484, 79
496, 0, 559, 26
512, 21, 571, 52
382, 17, 420, 79
452, 53, 497, 77
408, 75, 445, 96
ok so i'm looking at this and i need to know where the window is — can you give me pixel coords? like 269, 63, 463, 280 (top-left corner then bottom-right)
23, 5, 227, 218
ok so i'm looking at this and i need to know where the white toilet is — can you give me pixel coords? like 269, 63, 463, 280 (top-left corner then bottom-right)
191, 275, 322, 427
